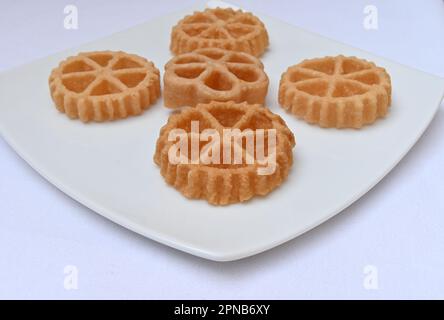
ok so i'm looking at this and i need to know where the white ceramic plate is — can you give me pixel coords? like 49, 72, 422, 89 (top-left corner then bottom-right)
1, 2, 443, 261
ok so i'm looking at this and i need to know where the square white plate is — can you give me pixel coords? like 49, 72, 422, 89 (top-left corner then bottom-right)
1, 2, 443, 261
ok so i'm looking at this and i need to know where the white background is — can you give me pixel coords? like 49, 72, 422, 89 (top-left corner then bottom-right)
1, 0, 443, 299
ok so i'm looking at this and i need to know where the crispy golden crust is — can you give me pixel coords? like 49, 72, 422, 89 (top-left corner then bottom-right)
170, 8, 269, 57
164, 48, 269, 108
154, 101, 295, 205
279, 55, 392, 128
49, 51, 160, 122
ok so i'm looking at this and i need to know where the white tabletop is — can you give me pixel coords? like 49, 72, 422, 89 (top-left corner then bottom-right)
1, 0, 443, 299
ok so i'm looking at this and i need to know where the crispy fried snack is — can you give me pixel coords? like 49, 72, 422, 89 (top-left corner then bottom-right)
49, 51, 160, 122
164, 48, 268, 108
279, 55, 391, 128
171, 8, 269, 57
154, 101, 295, 205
